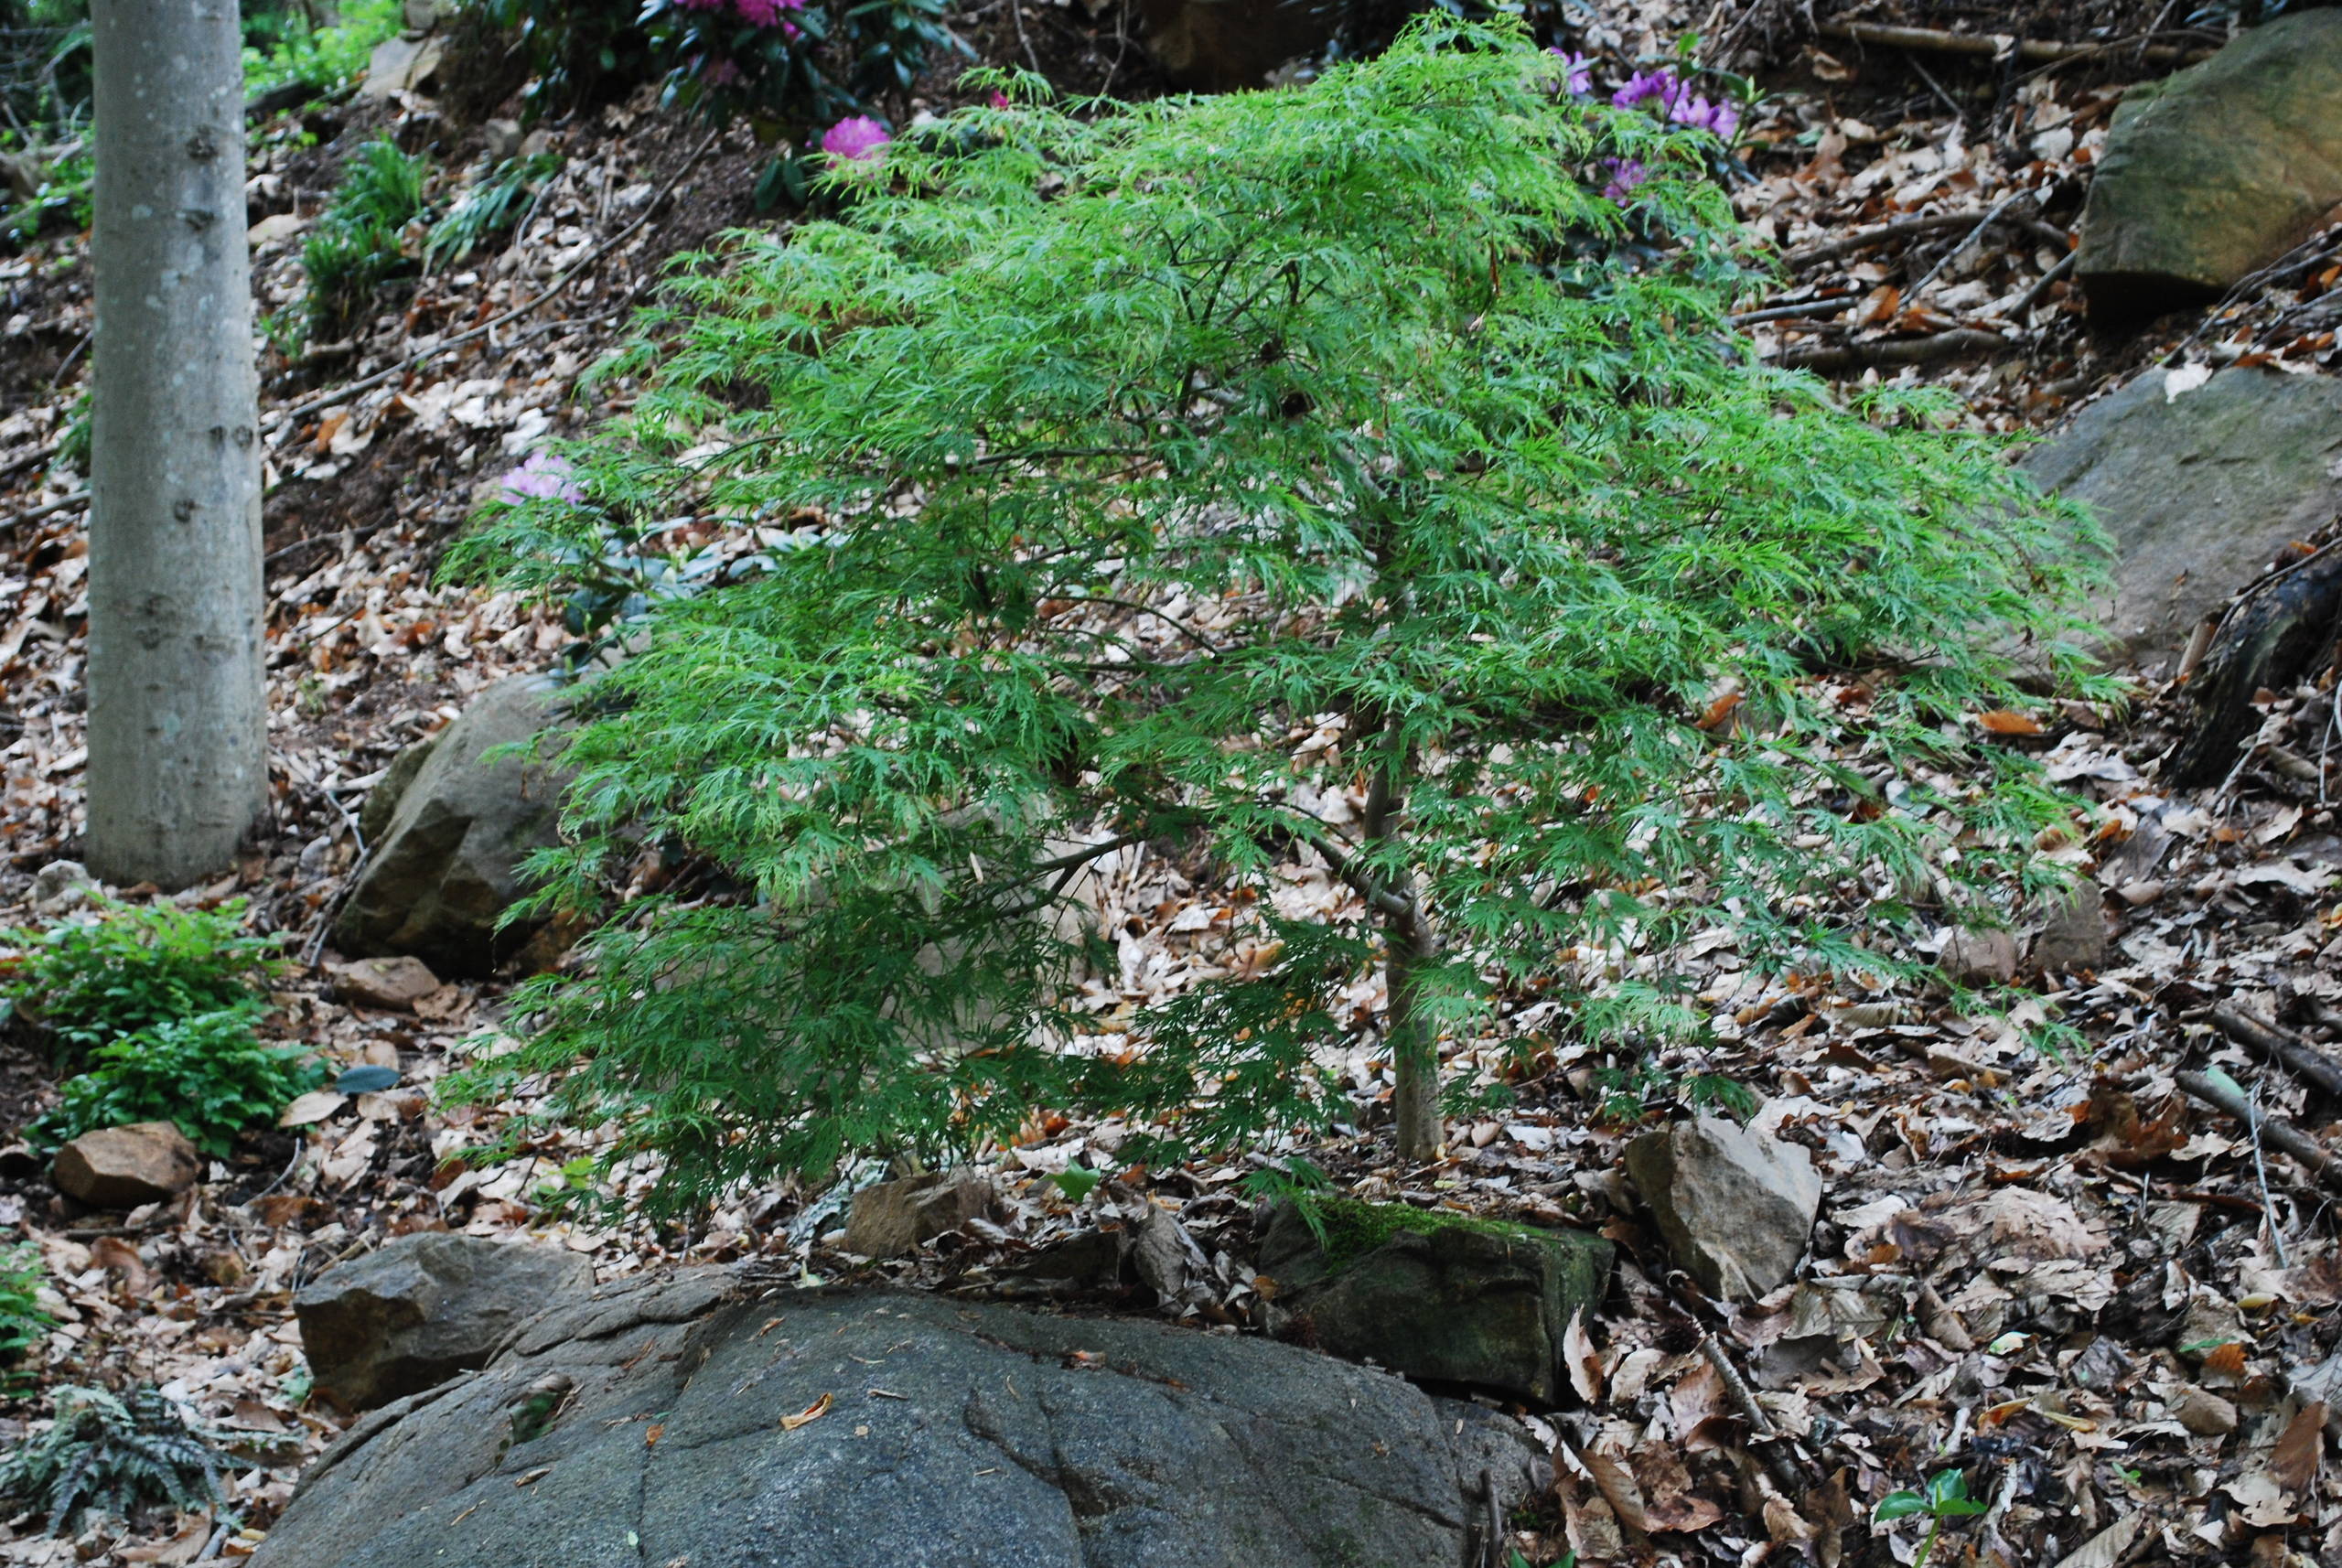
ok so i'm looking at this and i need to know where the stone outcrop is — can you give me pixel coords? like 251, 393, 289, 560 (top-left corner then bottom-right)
1626, 1115, 1821, 1301
2076, 11, 2342, 319
254, 1277, 1542, 1568
2020, 367, 2342, 661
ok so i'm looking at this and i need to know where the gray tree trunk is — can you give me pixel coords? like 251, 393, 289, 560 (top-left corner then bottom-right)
87, 0, 267, 889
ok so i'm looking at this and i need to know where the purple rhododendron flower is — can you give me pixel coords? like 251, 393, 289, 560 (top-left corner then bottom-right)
701, 57, 741, 87
1671, 94, 1741, 141
989, 89, 1012, 109
822, 115, 891, 164
1600, 158, 1649, 201
1548, 48, 1593, 97
735, 0, 804, 23
500, 452, 584, 505
1611, 68, 1686, 116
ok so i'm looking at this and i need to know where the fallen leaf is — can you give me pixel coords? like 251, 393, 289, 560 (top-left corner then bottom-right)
2268, 1399, 2324, 1494
780, 1392, 833, 1431
1563, 1309, 1603, 1404
1977, 709, 2043, 736
2051, 1513, 2143, 1568
278, 1089, 349, 1127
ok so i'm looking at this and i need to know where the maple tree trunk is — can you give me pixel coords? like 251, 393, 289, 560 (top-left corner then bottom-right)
87, 0, 266, 887
1385, 910, 1443, 1165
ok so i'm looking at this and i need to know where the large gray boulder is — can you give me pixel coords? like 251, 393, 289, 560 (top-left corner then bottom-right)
2021, 368, 2342, 661
1257, 1200, 1612, 1405
255, 1277, 1542, 1568
295, 1232, 594, 1412
335, 675, 576, 976
2077, 11, 2342, 319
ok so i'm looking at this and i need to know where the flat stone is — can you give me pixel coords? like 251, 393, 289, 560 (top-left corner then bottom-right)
1256, 1199, 1614, 1404
843, 1170, 994, 1259
2077, 11, 2342, 319
2021, 367, 2342, 662
254, 1280, 1543, 1568
51, 1122, 201, 1209
295, 1232, 593, 1412
1627, 1115, 1821, 1301
328, 955, 442, 1012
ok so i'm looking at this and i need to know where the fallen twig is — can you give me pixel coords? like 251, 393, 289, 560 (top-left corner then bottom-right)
1817, 21, 2216, 68
2209, 1004, 2342, 1100
2175, 1069, 2342, 1192
1778, 328, 2007, 374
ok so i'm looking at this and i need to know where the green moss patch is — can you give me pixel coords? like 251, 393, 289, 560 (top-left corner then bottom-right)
1311, 1198, 1567, 1272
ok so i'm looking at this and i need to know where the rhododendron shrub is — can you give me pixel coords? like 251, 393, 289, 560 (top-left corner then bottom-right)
479, 0, 957, 200
454, 21, 2109, 1216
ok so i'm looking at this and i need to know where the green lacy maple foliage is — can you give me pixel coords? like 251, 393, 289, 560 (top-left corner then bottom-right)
452, 19, 2111, 1214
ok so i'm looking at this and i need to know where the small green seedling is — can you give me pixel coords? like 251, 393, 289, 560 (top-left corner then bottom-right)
1047, 1166, 1102, 1204
1875, 1467, 1990, 1568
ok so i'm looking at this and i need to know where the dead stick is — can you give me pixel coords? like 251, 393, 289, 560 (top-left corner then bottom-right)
1817, 21, 2215, 68
1697, 1334, 1806, 1493
1786, 209, 2005, 269
2175, 1070, 2342, 1192
1778, 328, 2007, 374
2210, 1006, 2342, 1100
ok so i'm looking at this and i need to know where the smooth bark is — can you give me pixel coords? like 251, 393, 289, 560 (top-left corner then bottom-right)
88, 0, 266, 887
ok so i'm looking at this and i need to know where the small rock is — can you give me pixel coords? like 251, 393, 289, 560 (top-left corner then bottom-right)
328, 955, 443, 1012
1626, 1115, 1821, 1301
1128, 1205, 1209, 1304
482, 118, 523, 164
1255, 1199, 1614, 1404
2032, 886, 2110, 973
401, 0, 442, 30
2169, 1385, 2239, 1436
29, 859, 95, 915
52, 1122, 202, 1209
843, 1170, 994, 1259
295, 1232, 592, 1412
1941, 925, 2020, 987
334, 675, 577, 976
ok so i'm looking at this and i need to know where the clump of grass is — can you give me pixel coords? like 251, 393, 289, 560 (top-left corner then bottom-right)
301, 136, 428, 338
424, 152, 563, 273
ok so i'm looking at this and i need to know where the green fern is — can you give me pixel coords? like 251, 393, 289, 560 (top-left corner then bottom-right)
424, 153, 564, 273
0, 1383, 229, 1534
301, 136, 429, 337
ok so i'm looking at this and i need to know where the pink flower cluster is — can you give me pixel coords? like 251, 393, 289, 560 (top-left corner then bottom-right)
499, 452, 584, 504
1610, 66, 1740, 142
822, 114, 891, 164
673, 0, 803, 22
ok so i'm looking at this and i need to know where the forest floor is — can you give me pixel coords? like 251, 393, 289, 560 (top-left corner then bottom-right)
2, 2, 2341, 1564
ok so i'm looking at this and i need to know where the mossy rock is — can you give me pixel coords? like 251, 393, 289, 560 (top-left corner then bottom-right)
1258, 1198, 1612, 1405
